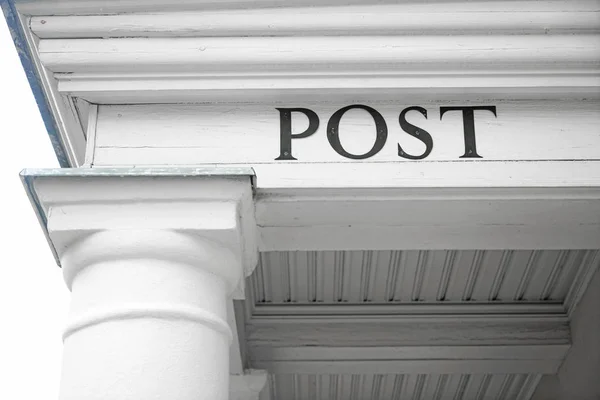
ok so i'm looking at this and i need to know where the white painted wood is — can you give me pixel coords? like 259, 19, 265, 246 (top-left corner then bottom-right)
552, 267, 600, 399
29, 3, 600, 38
228, 301, 244, 376
230, 371, 269, 400
83, 104, 98, 166
91, 100, 600, 165
564, 250, 600, 317
24, 168, 258, 274
16, 0, 600, 16
57, 77, 600, 105
248, 162, 600, 190
244, 310, 570, 375
268, 372, 540, 400
24, 169, 260, 400
72, 97, 90, 136
39, 36, 600, 75
255, 187, 600, 251
254, 360, 560, 375
248, 345, 570, 363
15, 2, 600, 398
250, 250, 597, 304
57, 233, 235, 400
519, 374, 545, 400
245, 315, 569, 348
17, 13, 86, 166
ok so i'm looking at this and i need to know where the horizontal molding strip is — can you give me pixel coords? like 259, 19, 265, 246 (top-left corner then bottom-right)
56, 72, 600, 104
63, 303, 233, 342
17, 0, 600, 16
248, 345, 570, 362
251, 359, 562, 375
244, 303, 570, 375
250, 302, 567, 317
30, 4, 600, 38
244, 315, 570, 347
245, 162, 600, 190
38, 36, 600, 74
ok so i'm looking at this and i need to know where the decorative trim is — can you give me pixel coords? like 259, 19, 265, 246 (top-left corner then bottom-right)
1, 0, 68, 166
242, 300, 570, 376
245, 313, 570, 346
37, 35, 600, 75
40, 34, 600, 104
20, 167, 256, 266
251, 360, 562, 375
250, 302, 567, 318
63, 303, 233, 342
29, 4, 600, 38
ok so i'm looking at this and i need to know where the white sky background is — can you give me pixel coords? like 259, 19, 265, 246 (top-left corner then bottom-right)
0, 16, 68, 400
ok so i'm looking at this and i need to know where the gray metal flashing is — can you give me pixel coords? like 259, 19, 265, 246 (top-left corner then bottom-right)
20, 167, 257, 266
20, 167, 256, 179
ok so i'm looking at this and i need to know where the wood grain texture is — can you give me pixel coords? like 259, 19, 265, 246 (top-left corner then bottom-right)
39, 35, 600, 74
92, 100, 600, 165
255, 190, 600, 250
18, 0, 600, 17
245, 317, 570, 348
88, 98, 600, 251
15, 11, 86, 166
30, 3, 600, 38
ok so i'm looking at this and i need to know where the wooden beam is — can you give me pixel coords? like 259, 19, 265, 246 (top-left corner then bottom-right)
255, 185, 600, 251
243, 303, 570, 375
252, 359, 562, 375
245, 316, 570, 347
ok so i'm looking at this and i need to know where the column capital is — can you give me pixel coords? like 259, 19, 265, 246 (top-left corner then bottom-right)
21, 167, 259, 294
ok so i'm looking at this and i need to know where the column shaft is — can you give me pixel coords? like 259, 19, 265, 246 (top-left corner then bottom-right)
58, 231, 238, 400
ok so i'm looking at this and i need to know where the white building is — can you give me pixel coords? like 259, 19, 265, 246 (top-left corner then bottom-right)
4, 1, 600, 399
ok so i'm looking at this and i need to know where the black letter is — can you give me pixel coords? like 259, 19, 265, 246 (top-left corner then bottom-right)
327, 105, 388, 160
398, 106, 433, 160
275, 108, 320, 160
440, 106, 497, 158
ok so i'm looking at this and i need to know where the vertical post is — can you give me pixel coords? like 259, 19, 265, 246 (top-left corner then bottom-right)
58, 231, 240, 400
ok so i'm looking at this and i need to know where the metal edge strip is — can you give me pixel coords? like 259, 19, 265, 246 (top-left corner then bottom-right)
20, 171, 60, 265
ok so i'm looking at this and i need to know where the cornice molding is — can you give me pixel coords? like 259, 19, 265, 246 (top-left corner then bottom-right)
39, 36, 600, 76
18, 0, 600, 20
29, 5, 600, 39
39, 35, 600, 104
7, 0, 600, 162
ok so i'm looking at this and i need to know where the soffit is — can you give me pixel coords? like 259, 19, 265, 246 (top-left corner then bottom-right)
248, 250, 598, 307
240, 249, 599, 400
268, 373, 540, 400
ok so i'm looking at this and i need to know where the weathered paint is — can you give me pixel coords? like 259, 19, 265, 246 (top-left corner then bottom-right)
1, 0, 69, 167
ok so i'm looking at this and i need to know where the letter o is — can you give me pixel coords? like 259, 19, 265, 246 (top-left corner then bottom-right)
327, 105, 388, 160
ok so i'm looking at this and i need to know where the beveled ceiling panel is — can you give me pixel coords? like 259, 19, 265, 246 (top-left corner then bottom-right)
268, 373, 540, 400
249, 250, 598, 305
